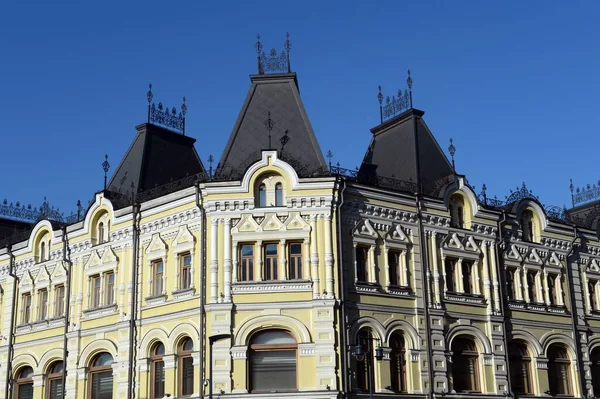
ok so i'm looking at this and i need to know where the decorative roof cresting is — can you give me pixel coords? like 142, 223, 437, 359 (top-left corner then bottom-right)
146, 83, 187, 135
255, 33, 292, 75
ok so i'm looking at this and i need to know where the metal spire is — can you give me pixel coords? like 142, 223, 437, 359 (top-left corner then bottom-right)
102, 154, 110, 190
570, 178, 575, 207
255, 34, 263, 74
146, 83, 153, 123
264, 111, 275, 149
406, 70, 413, 109
284, 32, 292, 73
208, 155, 214, 181
448, 138, 456, 171
377, 86, 383, 124
326, 150, 333, 171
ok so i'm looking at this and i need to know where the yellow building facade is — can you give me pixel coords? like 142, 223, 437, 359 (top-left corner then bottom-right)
2, 42, 600, 399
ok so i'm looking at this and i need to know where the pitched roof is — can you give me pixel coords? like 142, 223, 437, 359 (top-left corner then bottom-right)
107, 123, 206, 197
358, 109, 455, 196
216, 73, 327, 180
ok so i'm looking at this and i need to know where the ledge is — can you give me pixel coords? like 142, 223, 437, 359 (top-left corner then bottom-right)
172, 287, 196, 300
83, 304, 118, 319
387, 285, 412, 296
145, 294, 167, 306
445, 292, 486, 306
232, 280, 312, 294
507, 300, 567, 314
354, 282, 380, 293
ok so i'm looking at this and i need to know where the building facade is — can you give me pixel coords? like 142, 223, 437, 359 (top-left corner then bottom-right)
1, 39, 600, 399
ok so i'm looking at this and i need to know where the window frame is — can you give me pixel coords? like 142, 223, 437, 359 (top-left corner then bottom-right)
239, 244, 254, 282
46, 361, 64, 399
390, 333, 407, 393
355, 245, 369, 283
249, 330, 298, 393
258, 184, 267, 207
548, 345, 572, 396
152, 260, 164, 297
275, 183, 284, 207
150, 343, 165, 399
55, 285, 65, 318
38, 288, 48, 320
179, 252, 192, 290
178, 338, 194, 397
15, 366, 34, 399
88, 353, 114, 399
388, 250, 401, 287
451, 337, 480, 393
287, 242, 302, 280
22, 293, 32, 324
508, 342, 532, 395
264, 243, 279, 281
104, 272, 115, 306
90, 275, 101, 309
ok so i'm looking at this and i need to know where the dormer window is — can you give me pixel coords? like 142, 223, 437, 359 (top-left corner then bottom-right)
93, 211, 110, 245
40, 241, 47, 262
449, 194, 465, 229
255, 174, 285, 208
521, 210, 534, 242
98, 222, 105, 244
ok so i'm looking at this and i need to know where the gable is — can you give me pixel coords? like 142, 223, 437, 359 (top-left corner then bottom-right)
353, 219, 379, 240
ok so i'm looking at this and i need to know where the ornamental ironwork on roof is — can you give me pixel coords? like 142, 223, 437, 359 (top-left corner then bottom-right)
146, 84, 187, 134
0, 198, 85, 224
378, 70, 413, 123
571, 179, 600, 207
255, 33, 292, 75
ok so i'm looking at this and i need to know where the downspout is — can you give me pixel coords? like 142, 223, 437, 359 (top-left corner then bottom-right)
335, 178, 348, 394
564, 225, 585, 397
4, 245, 17, 399
416, 193, 436, 399
494, 210, 514, 398
196, 183, 206, 398
61, 227, 73, 398
127, 202, 141, 399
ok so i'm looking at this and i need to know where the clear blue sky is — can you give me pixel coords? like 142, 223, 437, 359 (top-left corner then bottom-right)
1, 1, 598, 216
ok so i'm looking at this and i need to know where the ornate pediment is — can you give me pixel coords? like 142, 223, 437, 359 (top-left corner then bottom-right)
84, 250, 102, 269
353, 219, 379, 239
19, 270, 33, 290
462, 236, 481, 253
283, 212, 309, 231
234, 214, 260, 233
34, 266, 51, 287
525, 248, 543, 265
444, 233, 464, 251
172, 225, 195, 253
51, 262, 67, 284
146, 233, 167, 256
588, 259, 600, 273
100, 247, 119, 264
386, 224, 410, 244
260, 213, 284, 232
504, 244, 524, 262
547, 252, 564, 269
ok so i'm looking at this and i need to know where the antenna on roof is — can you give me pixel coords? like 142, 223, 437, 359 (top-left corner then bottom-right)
264, 111, 275, 149
448, 138, 456, 171
102, 154, 110, 190
326, 150, 333, 171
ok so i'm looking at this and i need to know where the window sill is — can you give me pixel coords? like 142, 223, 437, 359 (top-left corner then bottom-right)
507, 300, 566, 314
145, 294, 167, 306
445, 292, 486, 306
232, 280, 312, 294
354, 281, 380, 294
83, 304, 117, 319
387, 284, 412, 296
172, 287, 195, 300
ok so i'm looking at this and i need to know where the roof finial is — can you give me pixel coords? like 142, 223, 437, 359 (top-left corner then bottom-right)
147, 83, 153, 123
406, 70, 413, 108
181, 96, 187, 135
570, 178, 575, 207
208, 155, 214, 181
279, 129, 290, 155
480, 183, 488, 205
255, 34, 264, 74
448, 138, 456, 171
377, 86, 383, 124
264, 111, 275, 149
326, 150, 333, 171
285, 32, 292, 73
102, 154, 110, 190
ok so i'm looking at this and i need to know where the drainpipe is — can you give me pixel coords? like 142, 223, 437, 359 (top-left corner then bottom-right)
416, 193, 435, 399
196, 183, 206, 398
494, 210, 514, 398
127, 202, 141, 399
335, 179, 348, 394
564, 225, 586, 397
61, 227, 73, 398
4, 245, 17, 399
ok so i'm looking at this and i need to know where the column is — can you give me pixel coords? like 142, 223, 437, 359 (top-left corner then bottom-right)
210, 218, 219, 303
383, 244, 390, 287
481, 242, 492, 312
223, 218, 232, 302
352, 242, 358, 283
369, 245, 376, 284
533, 271, 541, 302
400, 250, 408, 287
489, 244, 501, 308
595, 281, 600, 312
543, 270, 551, 305
514, 267, 523, 301
280, 239, 288, 281
556, 273, 564, 306
310, 215, 320, 296
189, 248, 195, 289
255, 240, 263, 281
161, 256, 167, 295
582, 270, 591, 313
522, 267, 530, 303
440, 251, 448, 295
456, 258, 464, 293
324, 214, 334, 297
431, 232, 441, 304
472, 261, 481, 295
303, 239, 311, 280
232, 241, 239, 283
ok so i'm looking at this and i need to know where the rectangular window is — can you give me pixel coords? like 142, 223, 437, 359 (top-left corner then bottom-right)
239, 245, 254, 282
105, 272, 115, 305
445, 259, 456, 292
506, 269, 515, 300
527, 271, 537, 303
589, 280, 597, 311
91, 275, 101, 308
180, 253, 192, 290
39, 289, 48, 320
389, 251, 401, 286
55, 285, 65, 317
356, 246, 369, 282
181, 357, 194, 395
462, 261, 473, 294
22, 293, 31, 323
264, 243, 278, 281
288, 243, 302, 280
548, 274, 556, 305
153, 260, 164, 296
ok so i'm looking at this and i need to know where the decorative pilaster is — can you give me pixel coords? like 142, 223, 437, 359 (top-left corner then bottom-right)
456, 258, 464, 293
481, 241, 492, 313
210, 218, 219, 303
440, 250, 448, 295
255, 240, 263, 281
303, 239, 311, 280
582, 270, 591, 313
384, 244, 390, 287
543, 270, 551, 306
369, 245, 376, 284
310, 215, 320, 296
324, 214, 334, 297
489, 244, 501, 308
472, 260, 481, 295
556, 273, 564, 306
431, 232, 441, 304
280, 239, 288, 281
522, 267, 530, 303
400, 250, 408, 287
514, 267, 523, 301
223, 218, 232, 302
232, 241, 239, 283
534, 271, 542, 302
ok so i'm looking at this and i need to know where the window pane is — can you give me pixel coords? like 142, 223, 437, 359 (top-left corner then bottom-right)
259, 185, 266, 207
241, 245, 253, 257
17, 383, 33, 399
182, 357, 194, 395
94, 353, 113, 367
251, 350, 296, 391
153, 361, 165, 398
275, 184, 283, 206
91, 371, 113, 399
252, 330, 296, 345
48, 379, 63, 399
18, 367, 34, 379
266, 244, 278, 256
182, 338, 193, 352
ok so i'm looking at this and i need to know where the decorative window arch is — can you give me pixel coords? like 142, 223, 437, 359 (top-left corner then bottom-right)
150, 342, 165, 399
449, 194, 466, 229
450, 336, 480, 393
36, 231, 51, 263
521, 209, 535, 242
254, 174, 286, 208
354, 328, 374, 392
178, 337, 194, 397
590, 347, 600, 397
91, 210, 110, 246
15, 366, 34, 399
249, 329, 297, 392
88, 352, 113, 399
389, 332, 407, 392
47, 361, 64, 399
508, 341, 532, 394
547, 344, 572, 396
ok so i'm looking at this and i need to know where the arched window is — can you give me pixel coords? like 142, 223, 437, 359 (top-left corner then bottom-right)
98, 222, 105, 244
151, 343, 165, 399
355, 329, 372, 391
390, 332, 407, 392
589, 281, 598, 312
451, 337, 479, 393
40, 241, 46, 262
450, 194, 465, 229
548, 345, 572, 396
89, 352, 113, 399
15, 366, 33, 399
527, 271, 537, 303
178, 338, 194, 397
508, 342, 532, 394
258, 184, 266, 208
590, 348, 600, 397
275, 183, 284, 206
521, 210, 535, 242
249, 330, 297, 392
506, 269, 515, 300
47, 361, 64, 399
